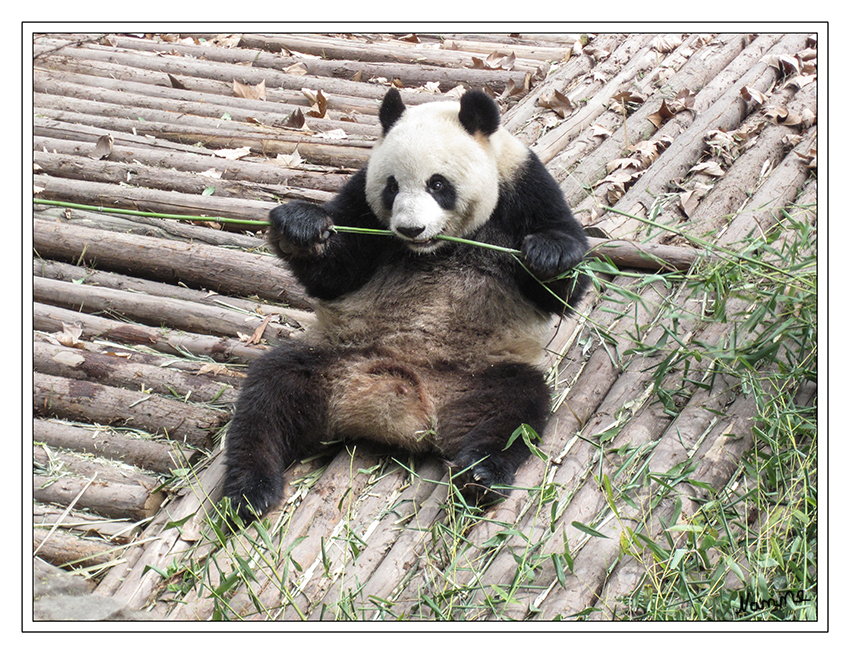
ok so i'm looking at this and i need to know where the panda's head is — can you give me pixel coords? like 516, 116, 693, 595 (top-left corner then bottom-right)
365, 88, 517, 253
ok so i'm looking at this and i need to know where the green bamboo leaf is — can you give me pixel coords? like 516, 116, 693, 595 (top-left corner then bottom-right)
571, 520, 608, 539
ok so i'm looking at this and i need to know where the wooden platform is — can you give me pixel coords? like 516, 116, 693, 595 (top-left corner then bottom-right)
31, 32, 817, 621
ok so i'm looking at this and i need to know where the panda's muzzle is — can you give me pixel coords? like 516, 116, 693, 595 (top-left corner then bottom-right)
396, 225, 427, 240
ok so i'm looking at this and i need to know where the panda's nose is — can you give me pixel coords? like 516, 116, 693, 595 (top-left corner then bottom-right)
396, 225, 426, 239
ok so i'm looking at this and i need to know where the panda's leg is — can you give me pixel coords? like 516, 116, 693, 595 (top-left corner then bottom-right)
222, 342, 332, 525
437, 362, 551, 501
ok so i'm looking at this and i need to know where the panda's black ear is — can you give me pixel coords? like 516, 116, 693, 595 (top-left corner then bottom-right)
459, 90, 501, 137
379, 88, 406, 135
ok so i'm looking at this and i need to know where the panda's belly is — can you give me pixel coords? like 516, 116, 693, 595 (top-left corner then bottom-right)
308, 262, 550, 367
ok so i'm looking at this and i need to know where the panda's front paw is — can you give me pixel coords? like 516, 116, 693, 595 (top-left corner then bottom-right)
268, 201, 334, 258
521, 232, 584, 280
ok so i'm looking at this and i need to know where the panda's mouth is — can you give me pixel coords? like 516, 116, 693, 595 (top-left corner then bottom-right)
403, 236, 443, 253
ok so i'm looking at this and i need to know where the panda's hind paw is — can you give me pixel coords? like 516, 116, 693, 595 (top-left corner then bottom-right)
448, 454, 515, 506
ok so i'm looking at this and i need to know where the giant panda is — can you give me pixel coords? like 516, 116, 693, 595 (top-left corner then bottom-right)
223, 88, 589, 524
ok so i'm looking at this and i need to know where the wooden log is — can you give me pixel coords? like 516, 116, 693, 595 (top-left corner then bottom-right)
590, 33, 811, 237
33, 258, 315, 331
34, 472, 165, 522
35, 502, 143, 543
233, 33, 542, 78
34, 445, 162, 489
33, 115, 215, 157
33, 62, 382, 116
586, 236, 702, 271
34, 173, 282, 223
33, 276, 294, 347
301, 458, 446, 621
33, 84, 381, 139
79, 32, 535, 94
33, 527, 117, 568
533, 39, 660, 164
33, 134, 349, 194
33, 371, 227, 448
438, 35, 576, 61
33, 205, 267, 249
94, 453, 227, 606
32, 110, 372, 167
714, 126, 817, 246
33, 419, 189, 475
33, 302, 269, 364
35, 50, 399, 112
33, 149, 335, 205
33, 339, 241, 406
553, 33, 761, 206
32, 219, 312, 309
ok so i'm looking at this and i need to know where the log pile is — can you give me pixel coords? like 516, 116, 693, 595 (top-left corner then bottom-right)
30, 31, 817, 620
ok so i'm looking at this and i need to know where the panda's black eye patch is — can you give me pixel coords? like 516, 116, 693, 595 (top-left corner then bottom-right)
426, 174, 456, 210
382, 176, 399, 210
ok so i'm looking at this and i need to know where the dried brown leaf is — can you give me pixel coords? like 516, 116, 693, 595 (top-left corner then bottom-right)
765, 106, 803, 126
785, 73, 816, 90
167, 73, 188, 90
302, 88, 328, 118
628, 138, 670, 167
488, 51, 516, 70
600, 169, 640, 186
206, 34, 241, 48
56, 322, 84, 348
795, 146, 817, 169
741, 85, 768, 105
91, 134, 114, 160
472, 51, 516, 70
285, 62, 308, 76
800, 107, 816, 129
689, 161, 725, 177
284, 108, 306, 129
233, 79, 266, 101
606, 182, 626, 204
276, 148, 302, 167
590, 123, 612, 138
244, 315, 272, 345
674, 89, 695, 109
647, 100, 677, 127
213, 146, 252, 160
538, 89, 573, 118
651, 35, 683, 53
606, 157, 643, 174
761, 53, 801, 77
611, 91, 644, 104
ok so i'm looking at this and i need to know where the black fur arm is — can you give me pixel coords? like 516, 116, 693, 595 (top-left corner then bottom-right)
268, 168, 390, 300
493, 152, 589, 314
